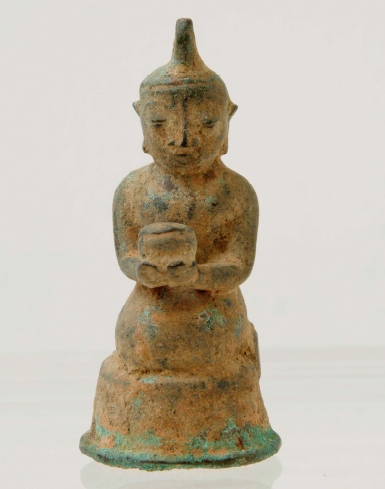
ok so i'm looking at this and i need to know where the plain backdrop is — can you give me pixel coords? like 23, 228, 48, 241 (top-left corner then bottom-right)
1, 0, 384, 353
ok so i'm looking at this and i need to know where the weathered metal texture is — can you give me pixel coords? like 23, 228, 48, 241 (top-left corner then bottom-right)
80, 18, 281, 470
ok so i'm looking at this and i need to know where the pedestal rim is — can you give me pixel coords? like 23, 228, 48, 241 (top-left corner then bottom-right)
79, 427, 281, 471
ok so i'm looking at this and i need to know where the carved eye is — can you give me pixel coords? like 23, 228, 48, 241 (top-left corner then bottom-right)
151, 119, 166, 127
203, 118, 218, 128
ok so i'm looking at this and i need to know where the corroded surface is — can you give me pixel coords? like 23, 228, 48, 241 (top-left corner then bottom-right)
80, 18, 281, 470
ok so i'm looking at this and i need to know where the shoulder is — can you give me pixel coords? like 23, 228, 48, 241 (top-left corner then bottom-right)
221, 165, 258, 210
113, 163, 154, 205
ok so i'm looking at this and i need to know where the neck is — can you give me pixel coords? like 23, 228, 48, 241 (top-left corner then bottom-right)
154, 156, 223, 179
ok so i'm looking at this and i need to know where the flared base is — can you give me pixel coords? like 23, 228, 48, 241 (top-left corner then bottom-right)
80, 425, 281, 471
80, 350, 281, 471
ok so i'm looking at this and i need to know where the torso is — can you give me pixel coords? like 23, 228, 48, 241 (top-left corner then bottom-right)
124, 161, 246, 263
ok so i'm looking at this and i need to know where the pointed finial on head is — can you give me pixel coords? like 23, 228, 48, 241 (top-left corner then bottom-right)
171, 18, 204, 69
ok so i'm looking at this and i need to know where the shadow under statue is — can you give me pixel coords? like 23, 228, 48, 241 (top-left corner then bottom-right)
80, 18, 281, 470
80, 456, 283, 489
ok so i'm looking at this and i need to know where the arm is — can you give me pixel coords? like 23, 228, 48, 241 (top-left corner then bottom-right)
113, 179, 139, 281
192, 181, 259, 291
113, 177, 171, 287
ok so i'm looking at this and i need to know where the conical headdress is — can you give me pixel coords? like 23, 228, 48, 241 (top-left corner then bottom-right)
137, 18, 237, 117
141, 18, 217, 89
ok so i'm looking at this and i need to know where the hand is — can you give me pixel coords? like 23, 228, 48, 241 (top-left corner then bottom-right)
136, 261, 168, 288
166, 261, 198, 288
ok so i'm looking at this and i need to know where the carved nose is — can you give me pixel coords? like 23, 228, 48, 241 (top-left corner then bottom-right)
168, 124, 188, 147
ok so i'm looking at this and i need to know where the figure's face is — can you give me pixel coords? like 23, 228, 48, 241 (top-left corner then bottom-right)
139, 86, 230, 174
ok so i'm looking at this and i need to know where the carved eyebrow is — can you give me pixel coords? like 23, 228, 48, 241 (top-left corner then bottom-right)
151, 118, 166, 123
143, 101, 163, 108
143, 100, 175, 110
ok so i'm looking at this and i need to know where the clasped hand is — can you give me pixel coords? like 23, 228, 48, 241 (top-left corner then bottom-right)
136, 260, 198, 288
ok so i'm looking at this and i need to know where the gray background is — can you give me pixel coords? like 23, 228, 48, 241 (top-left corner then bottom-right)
1, 0, 384, 353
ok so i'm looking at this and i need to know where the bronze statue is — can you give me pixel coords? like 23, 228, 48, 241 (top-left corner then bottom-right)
80, 18, 281, 470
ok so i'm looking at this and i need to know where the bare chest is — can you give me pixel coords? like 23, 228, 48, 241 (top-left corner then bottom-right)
131, 176, 237, 260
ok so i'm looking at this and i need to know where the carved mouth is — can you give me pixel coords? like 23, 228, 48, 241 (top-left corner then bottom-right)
169, 151, 197, 165
172, 152, 196, 163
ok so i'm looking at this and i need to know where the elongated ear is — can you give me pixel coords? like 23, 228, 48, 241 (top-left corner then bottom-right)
133, 101, 141, 116
229, 102, 238, 118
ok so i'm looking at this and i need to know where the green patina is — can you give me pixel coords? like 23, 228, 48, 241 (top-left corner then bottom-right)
200, 306, 226, 332
95, 423, 112, 439
95, 421, 162, 452
235, 316, 243, 337
149, 190, 175, 202
138, 307, 159, 340
115, 428, 162, 451
186, 418, 275, 454
216, 177, 231, 196
204, 195, 218, 210
143, 191, 176, 213
125, 170, 136, 182
80, 418, 281, 471
141, 376, 158, 384
138, 308, 152, 324
140, 78, 222, 96
143, 323, 158, 339
133, 394, 145, 419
